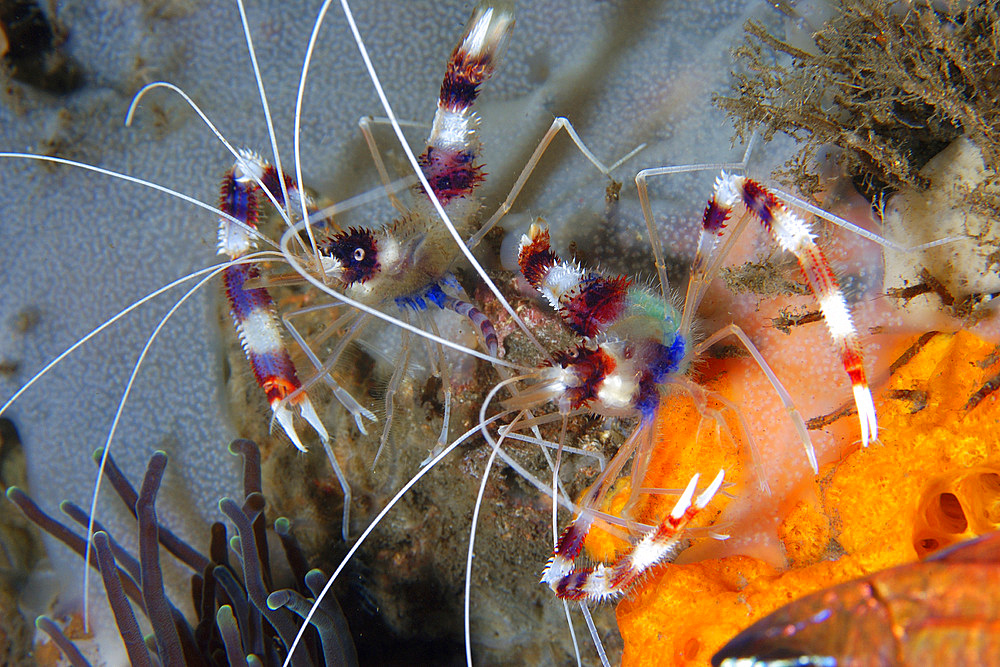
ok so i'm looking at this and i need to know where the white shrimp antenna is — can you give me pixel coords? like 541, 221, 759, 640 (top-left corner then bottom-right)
126, 82, 295, 231
1, 152, 280, 252
0, 258, 237, 420
80, 258, 259, 626
291, 0, 339, 270
327, 0, 551, 360
235, 0, 294, 225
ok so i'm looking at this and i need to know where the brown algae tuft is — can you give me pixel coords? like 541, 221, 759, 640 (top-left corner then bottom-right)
716, 0, 1000, 206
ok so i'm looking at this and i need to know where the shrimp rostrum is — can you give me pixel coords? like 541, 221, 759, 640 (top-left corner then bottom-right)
482, 164, 879, 602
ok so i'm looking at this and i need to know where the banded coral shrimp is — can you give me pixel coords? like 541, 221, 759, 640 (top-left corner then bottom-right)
267, 4, 986, 667
0, 0, 938, 664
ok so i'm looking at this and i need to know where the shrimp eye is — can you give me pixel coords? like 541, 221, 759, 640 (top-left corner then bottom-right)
321, 227, 380, 285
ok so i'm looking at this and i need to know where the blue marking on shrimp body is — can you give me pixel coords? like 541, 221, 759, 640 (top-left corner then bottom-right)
395, 281, 449, 311
650, 335, 687, 384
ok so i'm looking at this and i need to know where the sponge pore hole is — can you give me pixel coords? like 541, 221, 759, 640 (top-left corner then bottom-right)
912, 465, 1000, 557
916, 536, 941, 557
682, 636, 702, 660
979, 472, 1000, 492
935, 492, 969, 533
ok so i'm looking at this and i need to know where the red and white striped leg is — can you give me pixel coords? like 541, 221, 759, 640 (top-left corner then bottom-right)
710, 172, 878, 447
217, 151, 329, 451
418, 2, 513, 208
541, 470, 725, 602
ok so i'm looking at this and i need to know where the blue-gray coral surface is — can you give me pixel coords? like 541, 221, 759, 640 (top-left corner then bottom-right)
1, 0, 781, 662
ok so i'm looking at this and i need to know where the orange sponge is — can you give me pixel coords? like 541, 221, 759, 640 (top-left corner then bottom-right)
614, 330, 1000, 666
912, 465, 1000, 557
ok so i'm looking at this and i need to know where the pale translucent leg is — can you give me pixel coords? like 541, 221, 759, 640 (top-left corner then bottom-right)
694, 323, 817, 471
426, 311, 453, 451
707, 391, 772, 496
373, 312, 413, 468
467, 116, 645, 249
678, 211, 753, 335
537, 420, 657, 549
551, 415, 569, 546
282, 306, 377, 433
321, 436, 354, 542
357, 115, 430, 215
491, 431, 606, 470
427, 317, 451, 453
488, 374, 611, 525
415, 311, 455, 463
491, 380, 662, 541
279, 304, 380, 542
635, 137, 757, 300
438, 390, 452, 452
478, 377, 584, 516
298, 302, 364, 351
665, 377, 773, 496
